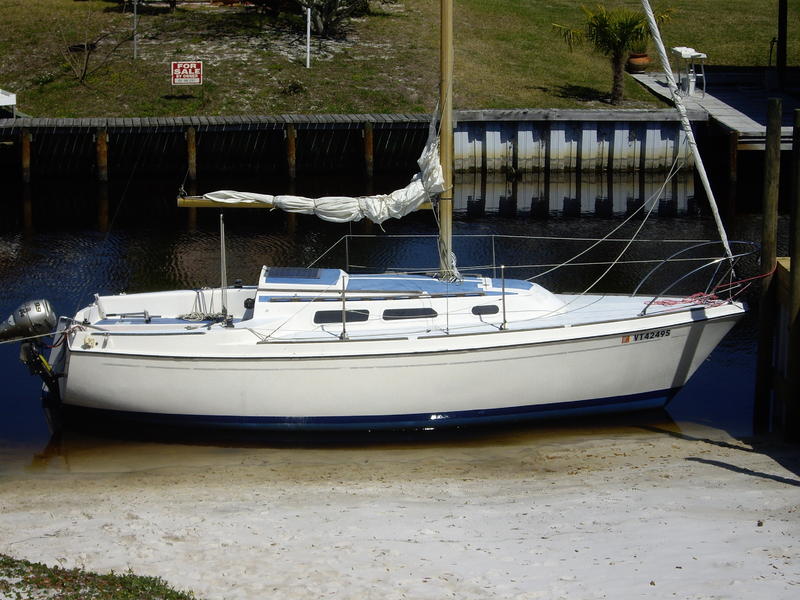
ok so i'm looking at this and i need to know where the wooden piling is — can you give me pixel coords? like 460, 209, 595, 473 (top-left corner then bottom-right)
727, 130, 739, 218
786, 109, 800, 440
363, 121, 374, 178
186, 178, 198, 232
754, 98, 782, 434
185, 125, 198, 229
97, 182, 109, 232
186, 126, 197, 183
18, 125, 35, 243
286, 178, 297, 235
286, 124, 297, 180
21, 129, 31, 184
96, 128, 108, 182
22, 184, 32, 231
792, 109, 800, 258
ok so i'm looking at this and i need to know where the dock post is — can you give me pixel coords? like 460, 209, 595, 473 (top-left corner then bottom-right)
786, 109, 800, 440
186, 126, 197, 183
727, 130, 739, 218
286, 123, 297, 180
96, 127, 108, 182
363, 121, 374, 178
21, 129, 31, 183
22, 183, 32, 232
286, 176, 297, 235
95, 127, 109, 231
21, 129, 33, 229
754, 98, 782, 434
186, 126, 198, 230
97, 183, 109, 232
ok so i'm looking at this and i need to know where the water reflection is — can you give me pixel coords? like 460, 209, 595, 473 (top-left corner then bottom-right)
455, 171, 696, 217
15, 408, 685, 477
2, 171, 701, 235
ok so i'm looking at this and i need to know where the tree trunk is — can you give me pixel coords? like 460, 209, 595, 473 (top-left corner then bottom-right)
610, 52, 625, 105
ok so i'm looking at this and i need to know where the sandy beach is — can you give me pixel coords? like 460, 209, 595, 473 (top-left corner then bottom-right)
1, 418, 798, 599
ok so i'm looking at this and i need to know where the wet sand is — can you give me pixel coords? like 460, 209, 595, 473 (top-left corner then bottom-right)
1, 418, 798, 599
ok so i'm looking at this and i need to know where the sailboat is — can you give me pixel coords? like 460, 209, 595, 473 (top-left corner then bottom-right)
1, 1, 750, 430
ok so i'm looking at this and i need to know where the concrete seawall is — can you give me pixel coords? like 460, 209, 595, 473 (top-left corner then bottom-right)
0, 109, 707, 181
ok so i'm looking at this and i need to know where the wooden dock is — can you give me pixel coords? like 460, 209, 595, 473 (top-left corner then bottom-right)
632, 71, 799, 150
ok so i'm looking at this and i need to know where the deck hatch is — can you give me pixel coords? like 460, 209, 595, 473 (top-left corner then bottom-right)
264, 267, 340, 286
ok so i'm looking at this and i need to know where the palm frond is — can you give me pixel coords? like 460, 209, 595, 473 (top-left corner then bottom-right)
551, 23, 584, 51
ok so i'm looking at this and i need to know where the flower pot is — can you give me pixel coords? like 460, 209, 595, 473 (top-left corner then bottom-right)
626, 52, 651, 74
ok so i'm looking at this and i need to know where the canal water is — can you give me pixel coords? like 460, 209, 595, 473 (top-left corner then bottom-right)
0, 170, 782, 463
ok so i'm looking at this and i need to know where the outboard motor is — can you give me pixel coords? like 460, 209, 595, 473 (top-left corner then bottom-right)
2, 300, 61, 401
0, 299, 57, 342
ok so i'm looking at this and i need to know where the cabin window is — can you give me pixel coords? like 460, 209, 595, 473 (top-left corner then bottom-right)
313, 310, 369, 324
472, 305, 499, 316
268, 267, 321, 279
383, 307, 438, 320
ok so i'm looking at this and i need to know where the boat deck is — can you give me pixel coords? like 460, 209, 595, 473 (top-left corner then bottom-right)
85, 293, 739, 344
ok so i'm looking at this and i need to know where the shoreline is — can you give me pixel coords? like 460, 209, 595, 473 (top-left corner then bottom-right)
1, 420, 798, 598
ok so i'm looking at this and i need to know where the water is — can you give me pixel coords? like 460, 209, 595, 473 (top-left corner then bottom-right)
0, 172, 777, 461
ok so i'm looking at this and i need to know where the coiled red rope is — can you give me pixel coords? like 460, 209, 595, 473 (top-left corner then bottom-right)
649, 264, 776, 308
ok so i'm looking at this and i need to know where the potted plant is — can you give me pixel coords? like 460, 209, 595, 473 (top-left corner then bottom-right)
553, 4, 672, 104
626, 39, 651, 73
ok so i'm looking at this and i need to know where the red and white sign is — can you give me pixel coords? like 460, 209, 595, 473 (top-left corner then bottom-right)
171, 61, 203, 86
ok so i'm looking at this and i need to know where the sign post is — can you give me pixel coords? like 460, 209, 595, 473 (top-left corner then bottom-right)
133, 0, 138, 59
171, 61, 203, 86
306, 8, 311, 69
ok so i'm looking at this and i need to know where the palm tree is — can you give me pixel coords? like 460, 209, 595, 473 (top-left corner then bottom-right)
553, 4, 672, 105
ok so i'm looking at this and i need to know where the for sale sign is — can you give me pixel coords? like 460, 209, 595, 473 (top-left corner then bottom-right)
171, 61, 203, 85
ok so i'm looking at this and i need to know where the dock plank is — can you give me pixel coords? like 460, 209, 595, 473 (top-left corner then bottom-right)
631, 72, 798, 149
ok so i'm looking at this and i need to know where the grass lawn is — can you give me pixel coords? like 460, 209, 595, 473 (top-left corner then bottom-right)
0, 0, 800, 117
0, 1, 797, 117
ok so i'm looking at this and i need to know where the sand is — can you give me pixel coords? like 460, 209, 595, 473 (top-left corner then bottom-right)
0, 419, 798, 599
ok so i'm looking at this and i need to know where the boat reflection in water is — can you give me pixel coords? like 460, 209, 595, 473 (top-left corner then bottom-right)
23, 406, 687, 476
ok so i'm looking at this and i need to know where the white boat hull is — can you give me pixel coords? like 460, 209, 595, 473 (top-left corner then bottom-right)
58, 302, 742, 429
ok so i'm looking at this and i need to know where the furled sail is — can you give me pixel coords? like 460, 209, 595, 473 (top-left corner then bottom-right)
201, 125, 445, 225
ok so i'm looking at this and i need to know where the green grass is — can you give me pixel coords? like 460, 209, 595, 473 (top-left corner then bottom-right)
0, 553, 198, 600
0, 0, 796, 117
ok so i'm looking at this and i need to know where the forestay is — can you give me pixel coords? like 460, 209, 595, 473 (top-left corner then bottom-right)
640, 0, 734, 264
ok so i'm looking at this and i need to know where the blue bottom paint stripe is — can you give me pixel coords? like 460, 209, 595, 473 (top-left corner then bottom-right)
63, 389, 679, 431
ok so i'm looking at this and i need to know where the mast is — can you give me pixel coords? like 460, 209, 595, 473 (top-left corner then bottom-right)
438, 0, 454, 275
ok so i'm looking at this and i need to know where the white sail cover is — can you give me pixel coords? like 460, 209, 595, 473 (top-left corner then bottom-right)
202, 129, 445, 225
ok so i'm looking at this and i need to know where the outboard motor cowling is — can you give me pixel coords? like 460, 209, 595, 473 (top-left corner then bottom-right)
0, 299, 57, 342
